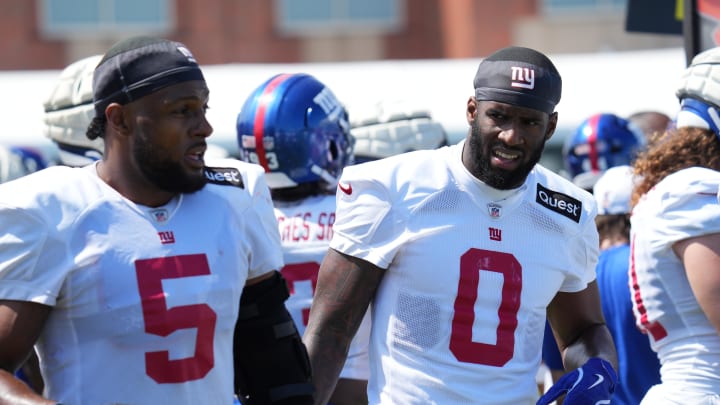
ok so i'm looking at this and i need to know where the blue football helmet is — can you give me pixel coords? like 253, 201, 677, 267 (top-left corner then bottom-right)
563, 113, 645, 190
236, 73, 353, 190
0, 145, 48, 183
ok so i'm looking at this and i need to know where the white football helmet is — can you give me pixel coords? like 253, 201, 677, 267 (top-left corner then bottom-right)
350, 100, 447, 162
43, 54, 103, 167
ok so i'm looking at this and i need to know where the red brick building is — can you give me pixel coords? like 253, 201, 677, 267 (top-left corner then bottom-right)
0, 0, 680, 70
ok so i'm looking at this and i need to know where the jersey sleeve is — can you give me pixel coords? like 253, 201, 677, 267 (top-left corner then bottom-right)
533, 168, 600, 293
329, 164, 402, 269
207, 158, 284, 279
654, 173, 720, 245
549, 177, 600, 294
0, 203, 63, 305
240, 192, 283, 280
559, 207, 600, 293
244, 165, 284, 277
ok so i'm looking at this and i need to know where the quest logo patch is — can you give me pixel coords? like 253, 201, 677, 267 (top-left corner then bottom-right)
204, 167, 245, 188
535, 183, 582, 223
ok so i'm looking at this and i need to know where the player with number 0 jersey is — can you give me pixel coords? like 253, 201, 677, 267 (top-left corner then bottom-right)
305, 46, 618, 405
333, 142, 599, 403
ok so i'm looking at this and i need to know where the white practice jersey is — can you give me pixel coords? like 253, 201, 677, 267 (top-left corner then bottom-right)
630, 166, 720, 393
0, 161, 283, 405
331, 141, 599, 404
275, 194, 371, 380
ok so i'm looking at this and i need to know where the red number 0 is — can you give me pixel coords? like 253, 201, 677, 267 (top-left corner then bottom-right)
135, 254, 217, 383
450, 248, 522, 367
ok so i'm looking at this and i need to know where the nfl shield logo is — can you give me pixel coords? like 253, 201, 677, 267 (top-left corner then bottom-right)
150, 208, 169, 223
487, 203, 502, 218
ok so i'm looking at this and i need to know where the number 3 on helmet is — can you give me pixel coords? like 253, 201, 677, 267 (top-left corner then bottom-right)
236, 73, 354, 190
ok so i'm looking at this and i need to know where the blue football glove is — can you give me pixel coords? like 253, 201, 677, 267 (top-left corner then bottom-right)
537, 357, 618, 405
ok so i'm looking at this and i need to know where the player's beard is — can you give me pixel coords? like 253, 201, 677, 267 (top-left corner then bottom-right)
467, 119, 544, 190
133, 133, 207, 194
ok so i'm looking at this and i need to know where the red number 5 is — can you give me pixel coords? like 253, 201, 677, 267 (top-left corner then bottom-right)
135, 254, 217, 383
450, 248, 522, 367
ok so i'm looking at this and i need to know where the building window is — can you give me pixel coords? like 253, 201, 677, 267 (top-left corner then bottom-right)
542, 0, 627, 13
39, 0, 174, 38
275, 0, 403, 36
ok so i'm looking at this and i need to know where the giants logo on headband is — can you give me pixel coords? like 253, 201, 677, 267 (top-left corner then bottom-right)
176, 45, 197, 63
511, 66, 535, 90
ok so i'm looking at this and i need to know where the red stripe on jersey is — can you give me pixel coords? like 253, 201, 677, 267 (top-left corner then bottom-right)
646, 321, 668, 341
253, 74, 292, 172
587, 113, 600, 172
629, 233, 667, 341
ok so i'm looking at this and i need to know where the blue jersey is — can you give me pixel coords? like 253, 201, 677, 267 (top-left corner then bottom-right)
597, 244, 660, 405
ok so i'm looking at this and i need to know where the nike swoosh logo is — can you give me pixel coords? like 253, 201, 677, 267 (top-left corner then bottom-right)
588, 373, 604, 390
338, 182, 352, 195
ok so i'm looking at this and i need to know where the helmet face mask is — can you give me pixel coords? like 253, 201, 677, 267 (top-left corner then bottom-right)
563, 113, 645, 188
236, 73, 354, 191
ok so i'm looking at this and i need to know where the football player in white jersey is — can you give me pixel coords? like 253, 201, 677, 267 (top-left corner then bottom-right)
630, 46, 720, 404
304, 46, 619, 405
0, 144, 47, 394
236, 72, 369, 405
0, 36, 312, 405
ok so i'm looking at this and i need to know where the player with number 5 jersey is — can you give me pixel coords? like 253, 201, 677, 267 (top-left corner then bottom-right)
304, 46, 618, 405
0, 158, 276, 404
0, 37, 313, 405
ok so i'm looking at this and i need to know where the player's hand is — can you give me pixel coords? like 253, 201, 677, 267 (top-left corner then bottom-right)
536, 358, 617, 405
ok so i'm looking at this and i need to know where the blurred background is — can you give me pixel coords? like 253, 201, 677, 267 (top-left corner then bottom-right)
0, 0, 700, 172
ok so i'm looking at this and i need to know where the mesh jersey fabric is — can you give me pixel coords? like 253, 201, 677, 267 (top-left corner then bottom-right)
0, 162, 281, 405
330, 141, 599, 404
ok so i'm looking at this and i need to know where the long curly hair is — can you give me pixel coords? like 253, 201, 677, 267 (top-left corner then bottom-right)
631, 127, 720, 207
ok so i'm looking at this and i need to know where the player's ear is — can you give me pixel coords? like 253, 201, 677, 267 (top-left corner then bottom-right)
545, 112, 558, 141
467, 97, 478, 124
106, 103, 130, 135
